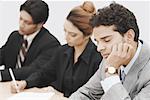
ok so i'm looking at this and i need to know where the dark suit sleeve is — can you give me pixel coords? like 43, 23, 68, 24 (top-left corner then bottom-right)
25, 47, 61, 88
1, 36, 60, 81
0, 32, 15, 66
1, 48, 55, 81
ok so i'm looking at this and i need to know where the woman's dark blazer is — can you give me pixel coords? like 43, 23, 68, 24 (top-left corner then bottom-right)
26, 39, 102, 96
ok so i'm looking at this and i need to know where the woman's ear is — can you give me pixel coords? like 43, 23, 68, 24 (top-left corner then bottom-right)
124, 29, 135, 43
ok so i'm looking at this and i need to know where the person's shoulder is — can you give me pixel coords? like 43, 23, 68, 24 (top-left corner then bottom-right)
59, 44, 70, 50
55, 44, 70, 52
10, 30, 19, 35
39, 27, 60, 43
138, 60, 150, 84
138, 40, 150, 82
40, 27, 53, 36
142, 41, 150, 50
8, 30, 21, 39
52, 44, 70, 56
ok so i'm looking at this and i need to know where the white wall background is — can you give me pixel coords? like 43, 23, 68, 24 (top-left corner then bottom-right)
0, 0, 150, 46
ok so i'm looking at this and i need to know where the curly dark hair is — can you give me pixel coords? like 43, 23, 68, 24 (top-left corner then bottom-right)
90, 2, 139, 42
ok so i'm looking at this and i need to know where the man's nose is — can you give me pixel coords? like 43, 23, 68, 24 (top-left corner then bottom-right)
19, 20, 25, 29
97, 44, 105, 52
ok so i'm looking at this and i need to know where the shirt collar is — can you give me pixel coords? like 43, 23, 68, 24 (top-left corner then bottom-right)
122, 40, 142, 75
80, 39, 95, 64
24, 29, 40, 43
23, 29, 40, 48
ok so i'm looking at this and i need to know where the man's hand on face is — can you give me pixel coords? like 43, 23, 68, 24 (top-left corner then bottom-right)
106, 42, 134, 69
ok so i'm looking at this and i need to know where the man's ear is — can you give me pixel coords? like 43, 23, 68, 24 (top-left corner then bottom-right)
124, 29, 135, 43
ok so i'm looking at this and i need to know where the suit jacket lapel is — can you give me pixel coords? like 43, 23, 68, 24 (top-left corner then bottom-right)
100, 60, 108, 80
12, 33, 23, 68
123, 42, 150, 93
23, 28, 44, 64
100, 42, 150, 93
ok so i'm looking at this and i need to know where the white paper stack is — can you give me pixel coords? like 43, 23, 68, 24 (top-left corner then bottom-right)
7, 92, 55, 100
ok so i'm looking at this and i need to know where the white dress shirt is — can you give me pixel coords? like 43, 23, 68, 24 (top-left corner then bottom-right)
16, 29, 40, 68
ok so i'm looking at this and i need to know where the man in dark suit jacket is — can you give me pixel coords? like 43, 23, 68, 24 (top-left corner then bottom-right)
0, 0, 60, 81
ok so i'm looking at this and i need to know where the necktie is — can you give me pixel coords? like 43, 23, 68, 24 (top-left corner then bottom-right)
21, 39, 28, 57
120, 69, 126, 84
18, 39, 28, 67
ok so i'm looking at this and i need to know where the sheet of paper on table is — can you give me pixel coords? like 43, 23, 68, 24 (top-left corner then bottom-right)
7, 92, 55, 100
